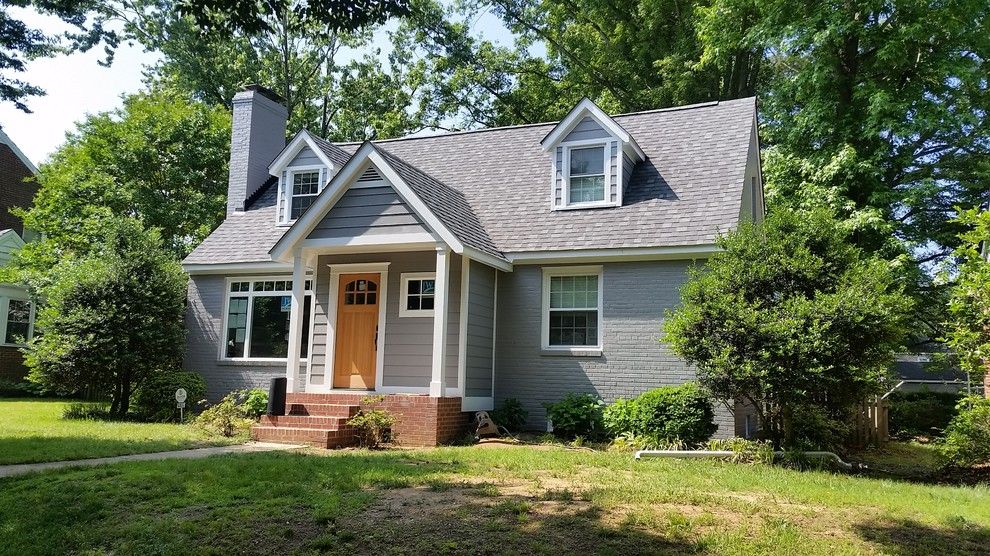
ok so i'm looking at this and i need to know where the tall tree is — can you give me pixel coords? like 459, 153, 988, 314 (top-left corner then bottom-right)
14, 89, 230, 273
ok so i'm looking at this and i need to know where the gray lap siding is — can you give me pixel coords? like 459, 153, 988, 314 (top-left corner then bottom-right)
493, 260, 733, 437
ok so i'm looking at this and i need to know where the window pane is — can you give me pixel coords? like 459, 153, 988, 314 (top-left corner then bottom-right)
421, 280, 435, 295
292, 171, 320, 195
550, 273, 598, 309
407, 296, 420, 310
549, 310, 598, 347
225, 297, 248, 357
300, 295, 311, 358
407, 280, 420, 295
5, 300, 30, 344
570, 146, 604, 175
290, 195, 316, 219
248, 296, 290, 358
420, 296, 434, 310
569, 175, 605, 203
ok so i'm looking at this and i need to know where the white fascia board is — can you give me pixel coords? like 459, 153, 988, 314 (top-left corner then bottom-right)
463, 246, 512, 272
268, 130, 336, 175
505, 244, 721, 264
183, 261, 294, 275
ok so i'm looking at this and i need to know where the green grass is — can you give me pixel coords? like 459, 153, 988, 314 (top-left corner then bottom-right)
0, 445, 987, 555
0, 398, 242, 465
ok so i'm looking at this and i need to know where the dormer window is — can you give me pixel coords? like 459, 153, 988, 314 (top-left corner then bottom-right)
289, 169, 321, 219
566, 144, 607, 205
541, 98, 647, 212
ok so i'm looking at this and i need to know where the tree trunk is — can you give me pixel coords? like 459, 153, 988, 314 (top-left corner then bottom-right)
781, 404, 796, 448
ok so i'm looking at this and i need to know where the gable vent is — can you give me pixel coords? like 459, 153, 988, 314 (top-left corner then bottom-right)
357, 167, 381, 182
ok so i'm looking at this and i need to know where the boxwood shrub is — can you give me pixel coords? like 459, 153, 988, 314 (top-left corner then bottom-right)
603, 383, 716, 446
134, 370, 207, 422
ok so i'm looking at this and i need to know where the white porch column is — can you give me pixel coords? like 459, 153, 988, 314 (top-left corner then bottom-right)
430, 246, 451, 397
285, 249, 306, 393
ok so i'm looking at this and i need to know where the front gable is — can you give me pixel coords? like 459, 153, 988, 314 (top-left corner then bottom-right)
305, 166, 432, 241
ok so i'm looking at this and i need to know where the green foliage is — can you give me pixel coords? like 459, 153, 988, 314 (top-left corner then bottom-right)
490, 398, 528, 432
664, 209, 913, 447
134, 371, 208, 422
942, 208, 990, 377
543, 393, 604, 439
704, 438, 776, 465
0, 379, 50, 398
347, 399, 397, 448
12, 90, 230, 264
62, 402, 113, 421
603, 383, 717, 446
938, 396, 990, 467
238, 388, 269, 419
888, 391, 965, 439
24, 218, 188, 417
193, 393, 254, 437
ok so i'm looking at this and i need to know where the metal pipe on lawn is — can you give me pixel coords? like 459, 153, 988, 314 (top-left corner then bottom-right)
633, 450, 857, 470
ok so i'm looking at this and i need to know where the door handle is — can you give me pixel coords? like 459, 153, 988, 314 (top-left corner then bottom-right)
374, 326, 378, 348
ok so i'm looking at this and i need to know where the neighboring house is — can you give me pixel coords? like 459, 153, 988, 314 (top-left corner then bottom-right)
0, 127, 38, 383
889, 353, 980, 396
182, 86, 764, 446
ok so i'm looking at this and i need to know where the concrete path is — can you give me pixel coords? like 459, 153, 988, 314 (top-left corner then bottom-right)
0, 442, 304, 478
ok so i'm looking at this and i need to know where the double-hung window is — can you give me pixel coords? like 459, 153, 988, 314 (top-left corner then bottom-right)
1, 297, 33, 346
224, 278, 313, 360
565, 145, 607, 205
399, 273, 436, 317
541, 266, 603, 353
289, 169, 321, 220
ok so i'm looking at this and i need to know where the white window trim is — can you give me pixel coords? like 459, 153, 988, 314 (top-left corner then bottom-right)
559, 139, 615, 210
398, 272, 437, 318
277, 165, 326, 226
540, 265, 604, 356
219, 275, 314, 362
0, 296, 34, 348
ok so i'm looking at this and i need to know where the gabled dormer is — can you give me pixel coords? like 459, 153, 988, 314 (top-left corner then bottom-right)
269, 130, 348, 226
541, 98, 646, 211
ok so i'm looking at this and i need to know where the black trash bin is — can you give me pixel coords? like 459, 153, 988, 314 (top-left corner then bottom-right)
267, 377, 287, 416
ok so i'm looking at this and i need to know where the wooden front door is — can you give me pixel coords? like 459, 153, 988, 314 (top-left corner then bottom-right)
333, 273, 380, 389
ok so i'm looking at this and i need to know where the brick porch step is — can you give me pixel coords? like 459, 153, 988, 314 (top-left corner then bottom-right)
287, 403, 360, 417
285, 392, 379, 405
259, 415, 351, 429
250, 425, 357, 448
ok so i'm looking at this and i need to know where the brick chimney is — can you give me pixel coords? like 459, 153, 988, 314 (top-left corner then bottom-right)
227, 85, 288, 215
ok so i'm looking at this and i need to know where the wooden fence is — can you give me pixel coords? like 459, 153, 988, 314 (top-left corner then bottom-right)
849, 397, 889, 448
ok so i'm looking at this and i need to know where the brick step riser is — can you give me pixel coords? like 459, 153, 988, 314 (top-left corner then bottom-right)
251, 425, 359, 449
286, 393, 374, 405
259, 415, 349, 429
286, 403, 359, 417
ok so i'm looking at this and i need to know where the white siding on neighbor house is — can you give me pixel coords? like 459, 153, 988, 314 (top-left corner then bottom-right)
493, 261, 734, 436
465, 260, 496, 398
307, 252, 461, 392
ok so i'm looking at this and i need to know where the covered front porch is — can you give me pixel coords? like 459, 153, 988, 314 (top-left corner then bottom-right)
251, 246, 499, 447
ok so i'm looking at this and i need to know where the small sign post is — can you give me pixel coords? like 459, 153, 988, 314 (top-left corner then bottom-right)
175, 388, 188, 421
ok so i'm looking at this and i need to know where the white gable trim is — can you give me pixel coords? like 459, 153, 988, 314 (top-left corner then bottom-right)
268, 130, 337, 175
270, 143, 466, 262
541, 98, 646, 161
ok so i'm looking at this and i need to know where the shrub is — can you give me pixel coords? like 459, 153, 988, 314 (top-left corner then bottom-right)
0, 379, 52, 397
544, 393, 604, 439
938, 396, 990, 467
887, 390, 963, 438
134, 371, 207, 422
62, 402, 112, 420
193, 393, 254, 437
238, 388, 269, 418
603, 383, 717, 446
490, 398, 528, 432
347, 396, 397, 448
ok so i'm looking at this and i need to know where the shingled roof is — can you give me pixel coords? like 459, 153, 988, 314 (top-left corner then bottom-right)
184, 97, 757, 266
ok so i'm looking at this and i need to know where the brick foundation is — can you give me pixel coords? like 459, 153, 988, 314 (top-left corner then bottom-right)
0, 345, 28, 383
254, 393, 472, 448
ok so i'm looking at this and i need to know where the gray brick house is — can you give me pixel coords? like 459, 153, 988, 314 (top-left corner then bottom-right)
182, 86, 764, 446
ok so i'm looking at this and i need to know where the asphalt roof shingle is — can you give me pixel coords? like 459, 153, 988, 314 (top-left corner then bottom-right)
184, 97, 757, 265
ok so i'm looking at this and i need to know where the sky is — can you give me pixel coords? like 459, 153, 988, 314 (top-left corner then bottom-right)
0, 6, 518, 167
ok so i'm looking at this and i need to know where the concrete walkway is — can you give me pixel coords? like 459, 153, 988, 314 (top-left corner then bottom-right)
0, 442, 304, 478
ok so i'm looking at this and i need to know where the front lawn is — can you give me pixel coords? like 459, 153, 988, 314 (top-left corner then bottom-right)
0, 398, 242, 465
0, 445, 987, 555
